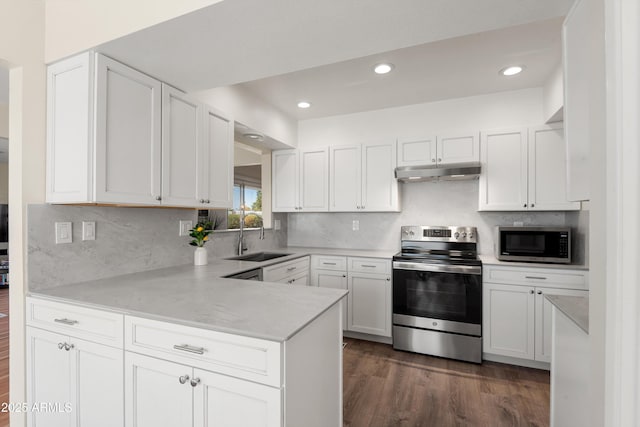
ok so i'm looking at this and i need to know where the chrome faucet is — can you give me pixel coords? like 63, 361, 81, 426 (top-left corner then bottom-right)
237, 207, 247, 255
259, 223, 265, 240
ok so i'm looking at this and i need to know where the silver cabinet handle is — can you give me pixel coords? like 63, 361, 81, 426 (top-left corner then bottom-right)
286, 267, 297, 272
58, 342, 65, 350
173, 344, 205, 355
537, 290, 543, 295
431, 158, 435, 162
322, 262, 337, 265
386, 277, 391, 281
178, 375, 190, 384
199, 199, 205, 203
529, 290, 535, 294
362, 265, 377, 268
156, 196, 162, 201
342, 275, 346, 278
190, 378, 201, 387
54, 318, 78, 326
523, 203, 527, 208
205, 200, 210, 204
438, 158, 442, 162
64, 343, 74, 351
525, 276, 547, 280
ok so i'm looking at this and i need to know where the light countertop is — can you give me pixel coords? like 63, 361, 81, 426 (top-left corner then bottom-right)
480, 255, 589, 271
29, 247, 394, 343
545, 295, 589, 333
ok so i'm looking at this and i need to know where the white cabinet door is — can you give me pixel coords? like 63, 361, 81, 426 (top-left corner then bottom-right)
483, 283, 535, 360
201, 105, 234, 208
478, 129, 528, 211
535, 288, 588, 363
125, 352, 193, 427
396, 136, 436, 167
361, 142, 399, 212
330, 145, 361, 211
94, 54, 162, 205
437, 133, 480, 165
26, 327, 72, 427
46, 52, 93, 203
193, 368, 281, 427
313, 270, 348, 330
528, 125, 580, 211
161, 84, 201, 207
299, 148, 329, 211
72, 338, 124, 427
348, 272, 392, 337
272, 150, 298, 212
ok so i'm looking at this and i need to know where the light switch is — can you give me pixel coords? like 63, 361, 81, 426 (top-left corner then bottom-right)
82, 221, 96, 241
55, 222, 72, 244
352, 220, 359, 231
179, 220, 193, 236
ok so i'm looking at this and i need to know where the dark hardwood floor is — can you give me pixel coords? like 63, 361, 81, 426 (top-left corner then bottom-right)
343, 338, 550, 427
0, 287, 8, 427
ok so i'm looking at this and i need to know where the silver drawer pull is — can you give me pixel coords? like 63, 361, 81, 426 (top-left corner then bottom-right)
525, 276, 547, 280
361, 265, 377, 268
190, 378, 201, 387
54, 318, 79, 326
178, 375, 190, 384
286, 267, 297, 272
173, 344, 205, 355
322, 262, 337, 265
58, 342, 65, 350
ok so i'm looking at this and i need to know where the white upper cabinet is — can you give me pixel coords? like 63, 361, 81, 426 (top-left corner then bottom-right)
396, 136, 436, 166
46, 52, 233, 208
161, 84, 202, 207
528, 125, 580, 211
330, 142, 399, 212
563, 0, 604, 201
272, 148, 328, 212
396, 132, 479, 167
329, 145, 361, 211
479, 128, 528, 211
94, 54, 162, 205
479, 126, 579, 211
200, 104, 234, 208
361, 142, 399, 211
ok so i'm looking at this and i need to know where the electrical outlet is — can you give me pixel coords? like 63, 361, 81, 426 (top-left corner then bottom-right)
179, 220, 193, 236
55, 222, 72, 244
352, 220, 359, 231
82, 221, 96, 241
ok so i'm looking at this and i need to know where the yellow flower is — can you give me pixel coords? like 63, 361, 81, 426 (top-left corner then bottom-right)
203, 235, 209, 241
196, 226, 204, 232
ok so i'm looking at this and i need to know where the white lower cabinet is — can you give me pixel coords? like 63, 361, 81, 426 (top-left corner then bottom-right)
482, 265, 588, 367
125, 352, 280, 427
26, 327, 124, 427
347, 258, 392, 337
262, 256, 310, 285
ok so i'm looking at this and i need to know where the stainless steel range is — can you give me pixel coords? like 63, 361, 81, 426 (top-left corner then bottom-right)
392, 225, 482, 363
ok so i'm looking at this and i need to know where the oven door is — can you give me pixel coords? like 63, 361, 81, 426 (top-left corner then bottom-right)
392, 262, 482, 335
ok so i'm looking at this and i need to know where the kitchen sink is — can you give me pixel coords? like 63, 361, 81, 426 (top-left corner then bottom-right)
225, 252, 292, 262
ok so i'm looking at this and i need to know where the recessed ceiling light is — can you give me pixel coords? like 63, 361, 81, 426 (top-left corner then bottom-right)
243, 132, 264, 142
500, 65, 524, 76
374, 63, 394, 74
297, 101, 311, 109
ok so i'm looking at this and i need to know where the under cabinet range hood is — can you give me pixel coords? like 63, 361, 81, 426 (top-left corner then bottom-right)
395, 162, 481, 182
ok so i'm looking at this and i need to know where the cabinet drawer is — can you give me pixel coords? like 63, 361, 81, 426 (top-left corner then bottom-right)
348, 257, 391, 274
262, 256, 310, 282
26, 297, 124, 347
124, 316, 281, 387
311, 255, 347, 271
484, 265, 588, 290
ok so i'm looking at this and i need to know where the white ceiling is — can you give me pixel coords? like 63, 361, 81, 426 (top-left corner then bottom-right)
98, 0, 574, 99
239, 18, 564, 119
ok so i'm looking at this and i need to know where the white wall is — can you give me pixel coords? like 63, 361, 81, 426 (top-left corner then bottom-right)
298, 88, 544, 148
44, 0, 223, 62
193, 85, 298, 147
543, 63, 564, 123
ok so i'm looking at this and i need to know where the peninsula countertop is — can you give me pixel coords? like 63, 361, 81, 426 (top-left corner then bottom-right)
545, 294, 589, 333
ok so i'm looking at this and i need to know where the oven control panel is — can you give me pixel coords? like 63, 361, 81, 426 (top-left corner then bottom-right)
401, 226, 477, 243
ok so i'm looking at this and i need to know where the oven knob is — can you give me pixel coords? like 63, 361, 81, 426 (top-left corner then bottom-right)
454, 232, 460, 239
469, 232, 474, 238
462, 232, 467, 238
409, 230, 415, 236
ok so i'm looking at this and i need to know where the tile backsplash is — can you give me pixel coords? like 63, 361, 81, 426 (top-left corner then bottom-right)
27, 204, 287, 290
287, 180, 588, 265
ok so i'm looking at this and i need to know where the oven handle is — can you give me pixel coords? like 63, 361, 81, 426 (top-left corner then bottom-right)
393, 262, 482, 276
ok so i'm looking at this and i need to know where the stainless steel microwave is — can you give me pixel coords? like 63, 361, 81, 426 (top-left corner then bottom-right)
495, 226, 571, 264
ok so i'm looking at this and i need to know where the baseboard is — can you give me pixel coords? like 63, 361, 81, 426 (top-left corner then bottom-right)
343, 331, 392, 345
482, 353, 550, 370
